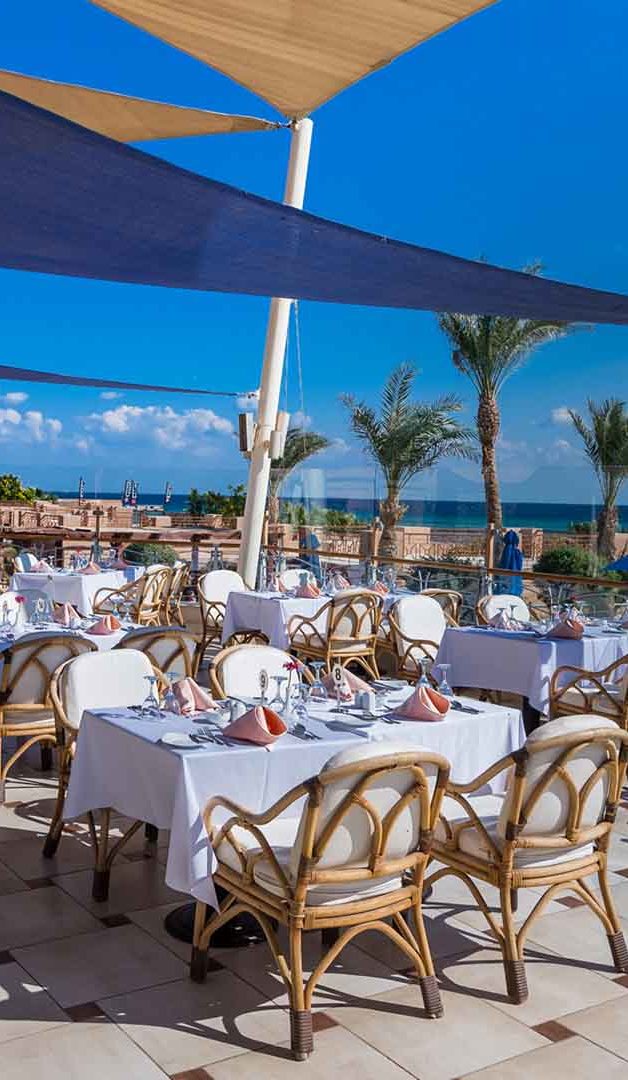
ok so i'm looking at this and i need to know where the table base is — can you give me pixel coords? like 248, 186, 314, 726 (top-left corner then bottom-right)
164, 888, 266, 948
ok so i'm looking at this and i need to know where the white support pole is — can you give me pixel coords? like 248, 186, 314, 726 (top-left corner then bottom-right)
238, 117, 313, 587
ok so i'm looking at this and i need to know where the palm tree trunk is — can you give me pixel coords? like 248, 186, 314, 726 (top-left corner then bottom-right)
477, 392, 503, 530
597, 500, 618, 562
268, 490, 280, 526
379, 492, 405, 561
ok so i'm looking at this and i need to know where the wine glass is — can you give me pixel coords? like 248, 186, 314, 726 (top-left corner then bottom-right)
34, 597, 47, 629
308, 661, 328, 702
417, 657, 432, 688
271, 674, 289, 711
162, 672, 181, 715
437, 663, 453, 697
140, 675, 161, 718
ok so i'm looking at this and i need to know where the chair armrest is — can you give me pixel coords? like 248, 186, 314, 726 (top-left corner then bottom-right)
204, 781, 310, 835
445, 752, 516, 796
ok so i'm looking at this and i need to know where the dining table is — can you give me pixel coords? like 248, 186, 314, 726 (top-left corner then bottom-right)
436, 623, 628, 728
64, 686, 525, 917
222, 587, 411, 650
10, 567, 144, 616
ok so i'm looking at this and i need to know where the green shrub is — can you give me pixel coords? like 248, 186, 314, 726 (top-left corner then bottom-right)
122, 542, 178, 567
533, 546, 596, 578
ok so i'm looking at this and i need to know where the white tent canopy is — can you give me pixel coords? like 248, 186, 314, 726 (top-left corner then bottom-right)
0, 69, 278, 141
91, 0, 498, 118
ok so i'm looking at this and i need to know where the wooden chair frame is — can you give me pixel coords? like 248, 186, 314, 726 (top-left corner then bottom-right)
93, 567, 171, 626
420, 589, 463, 625
428, 726, 628, 1004
191, 749, 451, 1059
114, 627, 201, 679
386, 605, 443, 684
476, 594, 530, 627
165, 563, 189, 625
0, 634, 97, 800
549, 655, 628, 729
288, 590, 382, 679
222, 629, 270, 649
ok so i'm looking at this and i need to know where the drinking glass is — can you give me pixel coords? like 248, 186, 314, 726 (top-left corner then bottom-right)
162, 672, 181, 715
34, 597, 47, 629
437, 663, 453, 697
417, 657, 432, 688
140, 675, 161, 718
272, 674, 289, 711
121, 600, 133, 627
308, 661, 328, 702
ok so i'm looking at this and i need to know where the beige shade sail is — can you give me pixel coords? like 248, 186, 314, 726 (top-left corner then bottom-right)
91, 0, 498, 119
0, 69, 279, 140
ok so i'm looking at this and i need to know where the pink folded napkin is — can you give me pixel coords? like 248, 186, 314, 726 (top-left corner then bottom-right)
322, 669, 371, 701
54, 602, 80, 626
372, 580, 389, 596
296, 582, 321, 599
395, 685, 450, 721
112, 558, 129, 569
334, 574, 351, 589
80, 561, 101, 575
88, 614, 121, 635
173, 677, 217, 715
489, 609, 520, 631
276, 577, 287, 593
547, 615, 585, 639
32, 560, 52, 573
222, 704, 286, 745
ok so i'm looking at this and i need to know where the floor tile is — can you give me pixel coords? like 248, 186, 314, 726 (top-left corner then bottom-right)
524, 906, 628, 979
0, 1020, 169, 1078
0, 884, 101, 950
54, 858, 187, 916
438, 943, 627, 1025
0, 961, 68, 1045
0, 827, 96, 880
561, 995, 628, 1062
99, 970, 289, 1071
0, 859, 28, 896
328, 984, 546, 1079
460, 1034, 628, 1078
13, 924, 186, 1008
208, 1024, 413, 1078
129, 902, 196, 962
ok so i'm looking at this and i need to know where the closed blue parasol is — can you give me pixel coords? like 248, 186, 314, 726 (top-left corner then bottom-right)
497, 530, 523, 596
606, 555, 628, 573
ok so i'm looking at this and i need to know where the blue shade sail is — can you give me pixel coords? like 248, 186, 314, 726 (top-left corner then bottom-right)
2, 90, 628, 323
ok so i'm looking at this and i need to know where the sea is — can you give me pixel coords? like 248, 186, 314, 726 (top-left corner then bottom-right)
54, 492, 626, 534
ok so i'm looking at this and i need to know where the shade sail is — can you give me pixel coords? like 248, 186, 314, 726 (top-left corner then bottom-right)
91, 0, 498, 119
0, 70, 278, 141
0, 364, 239, 396
3, 90, 628, 324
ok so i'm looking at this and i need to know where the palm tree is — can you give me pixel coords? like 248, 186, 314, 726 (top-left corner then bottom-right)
341, 364, 475, 559
438, 275, 573, 528
268, 427, 331, 524
568, 398, 628, 560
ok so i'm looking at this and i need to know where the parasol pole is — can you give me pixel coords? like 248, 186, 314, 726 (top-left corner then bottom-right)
238, 117, 313, 586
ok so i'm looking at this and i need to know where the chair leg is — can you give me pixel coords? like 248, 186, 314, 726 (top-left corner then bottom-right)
43, 747, 71, 858
289, 922, 313, 1061
500, 885, 528, 1004
597, 868, 628, 973
190, 901, 209, 982
40, 743, 53, 771
411, 899, 444, 1019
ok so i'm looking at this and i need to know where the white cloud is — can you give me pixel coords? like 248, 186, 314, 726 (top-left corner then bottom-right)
0, 391, 28, 405
84, 404, 234, 452
551, 406, 573, 424
290, 410, 312, 429
236, 389, 259, 411
0, 406, 63, 445
100, 390, 122, 400
74, 437, 92, 453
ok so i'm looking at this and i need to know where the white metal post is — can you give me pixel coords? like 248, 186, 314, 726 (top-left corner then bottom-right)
238, 117, 313, 586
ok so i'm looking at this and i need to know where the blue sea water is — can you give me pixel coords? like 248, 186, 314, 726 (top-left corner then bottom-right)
54, 492, 626, 533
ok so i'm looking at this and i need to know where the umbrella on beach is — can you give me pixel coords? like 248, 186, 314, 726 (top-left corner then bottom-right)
497, 529, 523, 596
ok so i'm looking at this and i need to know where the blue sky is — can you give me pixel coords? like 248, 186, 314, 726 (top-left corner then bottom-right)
1, 0, 627, 504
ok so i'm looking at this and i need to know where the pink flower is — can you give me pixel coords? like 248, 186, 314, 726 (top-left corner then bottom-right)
15, 595, 25, 604
283, 659, 303, 671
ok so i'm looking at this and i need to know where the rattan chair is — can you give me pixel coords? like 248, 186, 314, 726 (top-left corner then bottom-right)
386, 595, 447, 682
191, 742, 451, 1059
93, 565, 171, 625
223, 629, 270, 648
278, 567, 316, 590
164, 562, 189, 624
0, 632, 97, 800
42, 648, 156, 859
476, 593, 531, 626
288, 589, 381, 679
198, 570, 247, 649
114, 626, 200, 679
209, 643, 297, 700
428, 714, 628, 1004
550, 654, 628, 728
420, 589, 463, 625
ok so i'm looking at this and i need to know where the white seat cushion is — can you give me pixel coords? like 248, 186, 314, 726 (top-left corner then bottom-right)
435, 793, 594, 868
557, 686, 623, 717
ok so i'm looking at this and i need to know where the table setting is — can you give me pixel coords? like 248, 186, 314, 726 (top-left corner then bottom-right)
10, 565, 143, 616
64, 663, 524, 911
0, 595, 139, 652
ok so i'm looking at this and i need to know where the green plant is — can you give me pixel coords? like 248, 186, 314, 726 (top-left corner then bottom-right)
437, 272, 576, 529
187, 488, 205, 516
533, 546, 596, 578
269, 428, 331, 525
569, 521, 596, 534
122, 542, 178, 567
342, 365, 474, 559
0, 473, 54, 504
205, 484, 246, 517
568, 398, 628, 560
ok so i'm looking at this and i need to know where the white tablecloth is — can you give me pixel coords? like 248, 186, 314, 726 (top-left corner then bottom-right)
0, 621, 137, 655
436, 626, 628, 715
65, 694, 524, 909
222, 589, 404, 650
11, 570, 131, 616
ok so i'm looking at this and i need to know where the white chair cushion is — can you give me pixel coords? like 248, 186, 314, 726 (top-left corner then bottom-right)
481, 594, 531, 623
217, 645, 293, 699
436, 793, 594, 868
61, 649, 155, 730
557, 686, 624, 716
279, 568, 315, 590
394, 596, 446, 648
198, 570, 245, 605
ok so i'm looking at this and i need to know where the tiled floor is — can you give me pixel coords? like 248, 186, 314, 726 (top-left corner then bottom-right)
2, 763, 628, 1078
